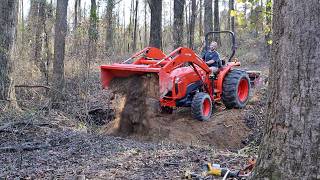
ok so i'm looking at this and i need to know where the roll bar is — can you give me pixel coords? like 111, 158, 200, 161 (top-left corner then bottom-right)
205, 31, 237, 62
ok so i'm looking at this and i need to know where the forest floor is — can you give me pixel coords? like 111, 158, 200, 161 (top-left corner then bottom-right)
0, 39, 269, 179
0, 94, 265, 179
0, 80, 267, 179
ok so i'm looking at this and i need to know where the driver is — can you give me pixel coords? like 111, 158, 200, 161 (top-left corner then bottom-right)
201, 41, 221, 75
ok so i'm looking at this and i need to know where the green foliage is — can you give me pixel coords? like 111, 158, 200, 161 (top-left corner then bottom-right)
237, 12, 246, 27
90, 7, 99, 23
230, 10, 237, 17
248, 0, 260, 4
264, 25, 271, 34
266, 1, 272, 8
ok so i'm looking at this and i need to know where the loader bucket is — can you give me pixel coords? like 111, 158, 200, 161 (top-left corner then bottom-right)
100, 47, 167, 89
101, 64, 161, 88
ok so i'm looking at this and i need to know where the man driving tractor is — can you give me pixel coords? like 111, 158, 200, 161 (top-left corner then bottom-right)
201, 41, 222, 75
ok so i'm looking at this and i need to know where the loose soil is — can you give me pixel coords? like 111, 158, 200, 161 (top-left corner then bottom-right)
105, 74, 252, 150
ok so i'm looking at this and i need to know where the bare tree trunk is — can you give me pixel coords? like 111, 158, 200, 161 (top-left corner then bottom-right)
139, 29, 142, 50
229, 0, 235, 32
115, 4, 121, 52
188, 0, 196, 49
73, 0, 81, 55
204, 0, 213, 37
260, 0, 264, 32
243, 1, 247, 28
169, 0, 172, 26
29, 0, 38, 23
227, 0, 230, 30
43, 30, 51, 89
132, 0, 139, 51
265, 0, 272, 53
82, 2, 87, 21
33, 1, 40, 61
89, 0, 98, 59
213, 0, 221, 45
74, 0, 81, 30
44, 0, 54, 90
253, 0, 320, 179
185, 2, 189, 46
19, 0, 25, 42
128, 0, 134, 51
105, 0, 114, 53
148, 0, 162, 49
173, 0, 185, 49
33, 1, 47, 78
199, 0, 203, 39
51, 0, 68, 106
74, 0, 78, 30
122, 3, 126, 53
0, 0, 19, 110
28, 0, 41, 66
144, 0, 148, 47
81, 0, 97, 119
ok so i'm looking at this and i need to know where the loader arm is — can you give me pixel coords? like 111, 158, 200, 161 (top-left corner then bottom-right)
157, 47, 214, 103
160, 47, 211, 74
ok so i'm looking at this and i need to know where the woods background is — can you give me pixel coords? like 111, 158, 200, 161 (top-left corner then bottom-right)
2, 0, 320, 179
3, 0, 272, 114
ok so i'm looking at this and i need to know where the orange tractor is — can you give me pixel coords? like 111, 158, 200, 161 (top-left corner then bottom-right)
101, 31, 260, 121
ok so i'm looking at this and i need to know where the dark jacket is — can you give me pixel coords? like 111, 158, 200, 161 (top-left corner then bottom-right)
201, 49, 221, 68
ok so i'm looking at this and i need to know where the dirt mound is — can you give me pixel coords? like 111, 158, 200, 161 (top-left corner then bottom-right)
106, 74, 160, 135
105, 74, 251, 150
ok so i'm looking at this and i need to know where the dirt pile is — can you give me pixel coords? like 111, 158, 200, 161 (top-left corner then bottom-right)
105, 74, 251, 150
106, 74, 160, 135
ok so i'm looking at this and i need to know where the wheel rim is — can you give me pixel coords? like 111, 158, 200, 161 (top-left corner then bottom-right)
202, 98, 211, 117
238, 78, 249, 102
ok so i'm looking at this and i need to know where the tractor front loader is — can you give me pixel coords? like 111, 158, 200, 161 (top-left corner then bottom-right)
101, 31, 260, 121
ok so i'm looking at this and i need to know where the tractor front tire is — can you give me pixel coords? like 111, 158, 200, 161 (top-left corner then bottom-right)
191, 92, 213, 121
222, 69, 250, 109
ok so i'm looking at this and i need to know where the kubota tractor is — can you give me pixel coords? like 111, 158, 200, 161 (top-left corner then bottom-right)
101, 31, 260, 121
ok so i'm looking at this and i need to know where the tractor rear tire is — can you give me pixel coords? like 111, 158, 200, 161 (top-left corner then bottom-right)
191, 92, 213, 121
222, 69, 250, 109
